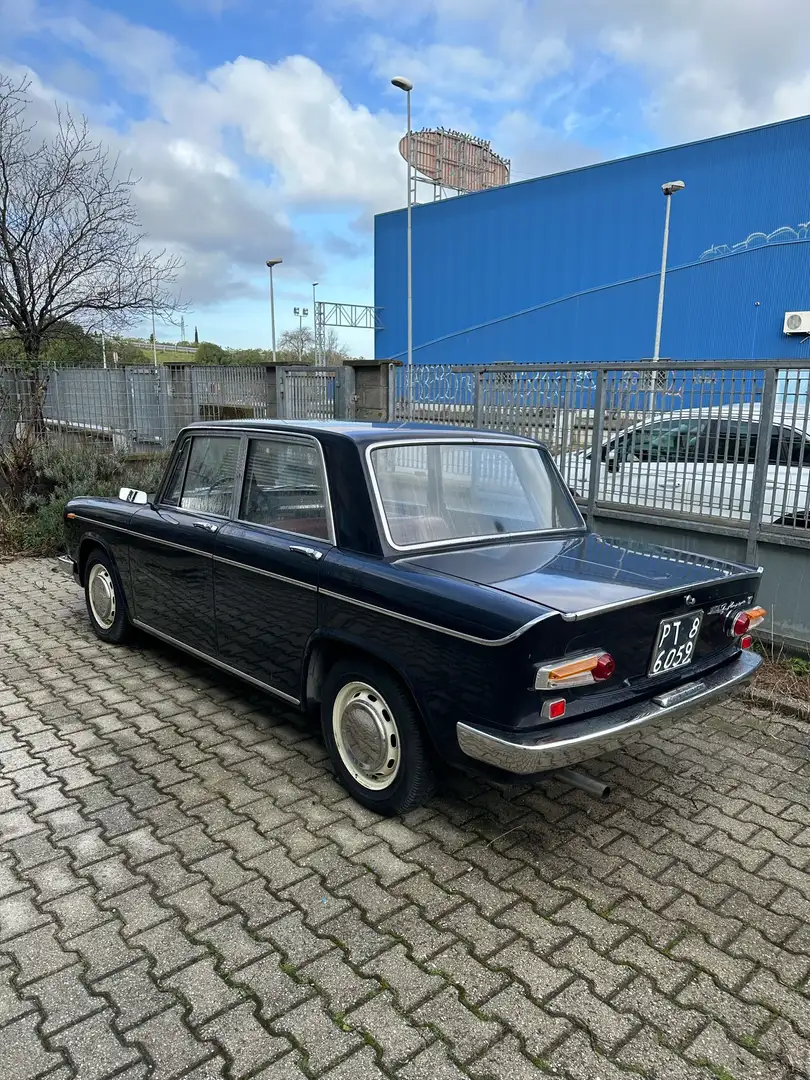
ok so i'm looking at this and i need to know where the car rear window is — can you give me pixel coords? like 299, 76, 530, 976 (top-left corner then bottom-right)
370, 441, 582, 549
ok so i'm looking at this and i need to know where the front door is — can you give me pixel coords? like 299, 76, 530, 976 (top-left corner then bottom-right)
214, 434, 333, 702
128, 432, 243, 655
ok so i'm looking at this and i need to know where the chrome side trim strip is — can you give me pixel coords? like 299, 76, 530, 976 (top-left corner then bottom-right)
213, 554, 317, 591
559, 570, 763, 622
131, 619, 301, 706
75, 516, 318, 591
320, 588, 554, 646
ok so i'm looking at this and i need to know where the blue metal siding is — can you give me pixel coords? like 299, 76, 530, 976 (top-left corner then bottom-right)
374, 115, 810, 364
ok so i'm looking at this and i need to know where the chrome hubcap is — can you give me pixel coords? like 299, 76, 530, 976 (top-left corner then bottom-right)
88, 564, 116, 629
332, 681, 401, 791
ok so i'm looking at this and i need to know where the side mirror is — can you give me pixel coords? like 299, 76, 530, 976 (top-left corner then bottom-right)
118, 487, 148, 505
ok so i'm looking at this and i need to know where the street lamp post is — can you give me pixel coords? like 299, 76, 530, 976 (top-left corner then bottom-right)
293, 307, 309, 363
652, 180, 685, 366
266, 258, 283, 364
391, 75, 413, 419
312, 283, 319, 364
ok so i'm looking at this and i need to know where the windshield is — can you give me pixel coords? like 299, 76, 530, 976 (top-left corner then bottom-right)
370, 441, 583, 549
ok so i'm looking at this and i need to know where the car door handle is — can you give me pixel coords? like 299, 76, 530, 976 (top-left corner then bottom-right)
289, 545, 323, 560
192, 521, 218, 533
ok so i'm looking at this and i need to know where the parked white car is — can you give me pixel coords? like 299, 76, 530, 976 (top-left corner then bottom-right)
563, 405, 810, 526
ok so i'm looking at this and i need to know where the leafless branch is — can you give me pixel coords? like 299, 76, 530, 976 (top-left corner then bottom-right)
0, 72, 185, 369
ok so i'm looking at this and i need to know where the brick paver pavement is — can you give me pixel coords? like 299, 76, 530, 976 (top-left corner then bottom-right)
1, 557, 810, 1079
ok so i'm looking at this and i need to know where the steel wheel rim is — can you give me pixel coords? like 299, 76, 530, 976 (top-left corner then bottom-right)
88, 564, 116, 630
332, 680, 401, 791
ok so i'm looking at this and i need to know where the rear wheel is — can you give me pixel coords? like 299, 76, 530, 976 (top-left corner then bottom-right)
321, 658, 436, 815
84, 550, 132, 644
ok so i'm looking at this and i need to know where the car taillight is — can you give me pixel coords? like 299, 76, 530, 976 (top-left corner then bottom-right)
535, 651, 616, 689
729, 606, 767, 638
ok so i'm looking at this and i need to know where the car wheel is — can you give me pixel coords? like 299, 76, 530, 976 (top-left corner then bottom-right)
84, 550, 132, 644
321, 658, 436, 815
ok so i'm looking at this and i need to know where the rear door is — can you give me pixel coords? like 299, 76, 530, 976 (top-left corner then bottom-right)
214, 434, 333, 702
128, 432, 242, 655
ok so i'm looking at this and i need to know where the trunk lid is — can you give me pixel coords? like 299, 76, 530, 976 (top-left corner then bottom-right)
405, 534, 757, 617
405, 534, 760, 688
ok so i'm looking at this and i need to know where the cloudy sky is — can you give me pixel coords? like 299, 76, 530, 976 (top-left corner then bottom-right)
3, 0, 810, 352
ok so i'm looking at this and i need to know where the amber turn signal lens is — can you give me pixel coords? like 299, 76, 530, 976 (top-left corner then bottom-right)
66, 512, 76, 520
536, 650, 616, 689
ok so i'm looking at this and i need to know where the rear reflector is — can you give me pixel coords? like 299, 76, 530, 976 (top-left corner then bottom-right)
542, 699, 567, 720
740, 634, 754, 650
535, 651, 615, 689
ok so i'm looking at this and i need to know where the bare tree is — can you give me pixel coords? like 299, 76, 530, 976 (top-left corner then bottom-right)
0, 74, 182, 369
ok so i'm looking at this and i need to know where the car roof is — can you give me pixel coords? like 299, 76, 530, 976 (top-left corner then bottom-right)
184, 419, 542, 447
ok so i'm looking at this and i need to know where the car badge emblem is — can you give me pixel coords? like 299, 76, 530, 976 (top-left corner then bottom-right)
684, 595, 696, 606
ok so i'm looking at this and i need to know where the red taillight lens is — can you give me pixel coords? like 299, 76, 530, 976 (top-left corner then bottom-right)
732, 612, 751, 636
740, 634, 753, 650
592, 654, 616, 681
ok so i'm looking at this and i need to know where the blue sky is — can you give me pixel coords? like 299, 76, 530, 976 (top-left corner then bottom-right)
3, 0, 810, 353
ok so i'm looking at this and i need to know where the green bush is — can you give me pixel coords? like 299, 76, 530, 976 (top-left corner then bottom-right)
195, 341, 227, 364
0, 443, 168, 556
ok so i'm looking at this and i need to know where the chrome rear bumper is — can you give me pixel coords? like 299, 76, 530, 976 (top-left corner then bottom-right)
456, 649, 761, 775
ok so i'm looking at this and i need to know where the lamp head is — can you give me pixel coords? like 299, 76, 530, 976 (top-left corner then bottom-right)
661, 180, 685, 196
391, 76, 413, 92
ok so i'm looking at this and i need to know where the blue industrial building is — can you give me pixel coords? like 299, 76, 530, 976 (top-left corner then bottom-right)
373, 115, 810, 366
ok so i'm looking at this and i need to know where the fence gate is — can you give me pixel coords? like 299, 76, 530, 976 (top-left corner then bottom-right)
126, 367, 165, 445
282, 367, 339, 420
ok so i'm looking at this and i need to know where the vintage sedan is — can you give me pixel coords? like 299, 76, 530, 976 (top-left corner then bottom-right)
60, 420, 764, 814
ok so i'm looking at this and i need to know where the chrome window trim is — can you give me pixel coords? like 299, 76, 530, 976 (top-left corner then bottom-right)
157, 431, 243, 517
320, 587, 555, 645
237, 431, 336, 546
132, 619, 300, 705
364, 437, 586, 553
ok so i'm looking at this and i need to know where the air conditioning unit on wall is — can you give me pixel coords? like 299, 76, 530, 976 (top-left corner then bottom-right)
783, 311, 810, 334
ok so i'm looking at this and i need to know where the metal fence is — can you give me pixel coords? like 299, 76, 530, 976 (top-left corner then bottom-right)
393, 360, 810, 555
5, 358, 810, 551
0, 363, 338, 456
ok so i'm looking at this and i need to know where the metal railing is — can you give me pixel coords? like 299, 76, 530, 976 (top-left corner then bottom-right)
393, 360, 810, 553
4, 358, 810, 550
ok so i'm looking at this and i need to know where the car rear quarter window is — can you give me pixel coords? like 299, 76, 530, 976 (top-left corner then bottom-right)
178, 436, 241, 516
239, 438, 329, 540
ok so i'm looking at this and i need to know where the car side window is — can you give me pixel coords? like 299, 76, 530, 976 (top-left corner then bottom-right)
239, 438, 330, 540
179, 436, 241, 517
161, 439, 191, 507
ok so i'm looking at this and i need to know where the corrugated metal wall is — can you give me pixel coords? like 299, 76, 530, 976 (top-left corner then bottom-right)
374, 115, 810, 365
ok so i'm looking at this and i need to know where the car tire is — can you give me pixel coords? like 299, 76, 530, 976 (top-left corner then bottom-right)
84, 549, 132, 645
321, 658, 436, 815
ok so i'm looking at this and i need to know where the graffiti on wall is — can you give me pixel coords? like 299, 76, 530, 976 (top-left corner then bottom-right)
700, 223, 810, 261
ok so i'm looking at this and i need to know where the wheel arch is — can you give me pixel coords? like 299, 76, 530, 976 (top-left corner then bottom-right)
77, 534, 115, 585
302, 632, 439, 751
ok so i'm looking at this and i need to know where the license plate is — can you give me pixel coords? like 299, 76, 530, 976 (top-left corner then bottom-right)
648, 611, 704, 678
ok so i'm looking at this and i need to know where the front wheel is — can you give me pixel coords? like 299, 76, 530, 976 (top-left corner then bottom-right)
321, 659, 436, 815
84, 550, 132, 644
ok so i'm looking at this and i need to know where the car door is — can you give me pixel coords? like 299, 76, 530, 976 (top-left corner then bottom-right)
213, 434, 333, 703
128, 432, 243, 656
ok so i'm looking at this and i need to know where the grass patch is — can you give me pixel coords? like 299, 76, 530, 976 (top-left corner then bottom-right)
749, 639, 810, 708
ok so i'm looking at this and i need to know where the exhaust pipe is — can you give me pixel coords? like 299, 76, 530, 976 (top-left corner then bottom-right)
552, 768, 611, 800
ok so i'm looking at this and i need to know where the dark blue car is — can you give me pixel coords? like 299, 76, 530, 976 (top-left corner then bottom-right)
61, 420, 764, 814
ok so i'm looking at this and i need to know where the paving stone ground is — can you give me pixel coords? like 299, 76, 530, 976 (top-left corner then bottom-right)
1, 557, 810, 1079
